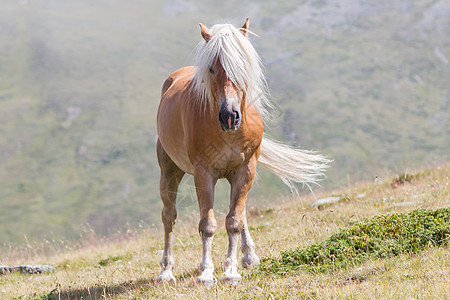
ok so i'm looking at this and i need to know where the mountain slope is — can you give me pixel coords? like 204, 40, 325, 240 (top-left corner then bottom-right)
0, 0, 449, 244
0, 164, 448, 299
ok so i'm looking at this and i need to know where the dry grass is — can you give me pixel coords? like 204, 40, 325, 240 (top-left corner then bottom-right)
1, 164, 449, 299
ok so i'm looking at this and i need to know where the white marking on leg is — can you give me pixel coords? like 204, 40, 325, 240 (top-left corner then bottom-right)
197, 235, 216, 287
241, 213, 260, 268
221, 232, 241, 285
156, 231, 176, 283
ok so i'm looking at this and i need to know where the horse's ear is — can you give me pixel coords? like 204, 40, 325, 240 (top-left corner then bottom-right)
199, 23, 212, 42
240, 18, 249, 37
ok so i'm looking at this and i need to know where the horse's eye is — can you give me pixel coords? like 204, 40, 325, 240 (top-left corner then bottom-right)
208, 66, 215, 74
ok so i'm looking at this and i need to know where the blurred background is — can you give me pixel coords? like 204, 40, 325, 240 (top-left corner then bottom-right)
0, 0, 448, 245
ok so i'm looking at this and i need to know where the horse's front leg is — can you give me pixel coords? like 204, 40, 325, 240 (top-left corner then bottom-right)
194, 166, 218, 286
221, 156, 258, 285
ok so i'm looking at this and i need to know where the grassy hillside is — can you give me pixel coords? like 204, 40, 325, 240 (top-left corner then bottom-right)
0, 164, 448, 299
0, 0, 449, 244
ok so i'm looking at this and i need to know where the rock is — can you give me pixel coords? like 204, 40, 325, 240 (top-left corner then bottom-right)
311, 196, 340, 208
0, 265, 55, 275
392, 202, 416, 207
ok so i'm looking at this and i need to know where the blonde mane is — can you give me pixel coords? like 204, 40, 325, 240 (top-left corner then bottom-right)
192, 24, 274, 121
190, 23, 330, 191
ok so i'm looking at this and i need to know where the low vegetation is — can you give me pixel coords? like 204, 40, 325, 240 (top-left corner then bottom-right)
259, 207, 450, 274
0, 164, 448, 299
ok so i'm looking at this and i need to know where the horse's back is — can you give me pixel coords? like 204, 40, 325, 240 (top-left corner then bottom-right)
160, 66, 195, 98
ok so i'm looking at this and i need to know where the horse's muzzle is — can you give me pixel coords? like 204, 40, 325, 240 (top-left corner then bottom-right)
219, 109, 241, 131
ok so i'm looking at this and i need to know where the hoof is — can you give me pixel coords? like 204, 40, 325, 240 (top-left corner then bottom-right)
220, 272, 242, 285
197, 271, 217, 287
156, 270, 176, 284
241, 253, 260, 269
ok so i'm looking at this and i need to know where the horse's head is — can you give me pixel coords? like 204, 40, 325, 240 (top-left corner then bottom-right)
198, 19, 250, 131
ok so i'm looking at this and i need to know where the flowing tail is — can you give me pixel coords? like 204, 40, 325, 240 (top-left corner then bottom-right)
258, 135, 331, 192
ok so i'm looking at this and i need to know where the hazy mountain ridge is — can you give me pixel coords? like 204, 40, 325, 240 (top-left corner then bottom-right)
0, 0, 448, 244
260, 0, 449, 181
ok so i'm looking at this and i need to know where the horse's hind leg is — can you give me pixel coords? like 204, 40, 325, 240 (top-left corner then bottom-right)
156, 140, 185, 283
221, 156, 258, 285
240, 209, 260, 268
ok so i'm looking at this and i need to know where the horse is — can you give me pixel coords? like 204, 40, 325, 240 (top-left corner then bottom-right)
155, 18, 330, 286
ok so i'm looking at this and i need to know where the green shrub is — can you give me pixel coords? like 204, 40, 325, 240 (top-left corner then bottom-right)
259, 208, 450, 274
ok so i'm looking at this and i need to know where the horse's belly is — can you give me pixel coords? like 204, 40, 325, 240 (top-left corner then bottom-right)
167, 145, 195, 174
158, 132, 195, 175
